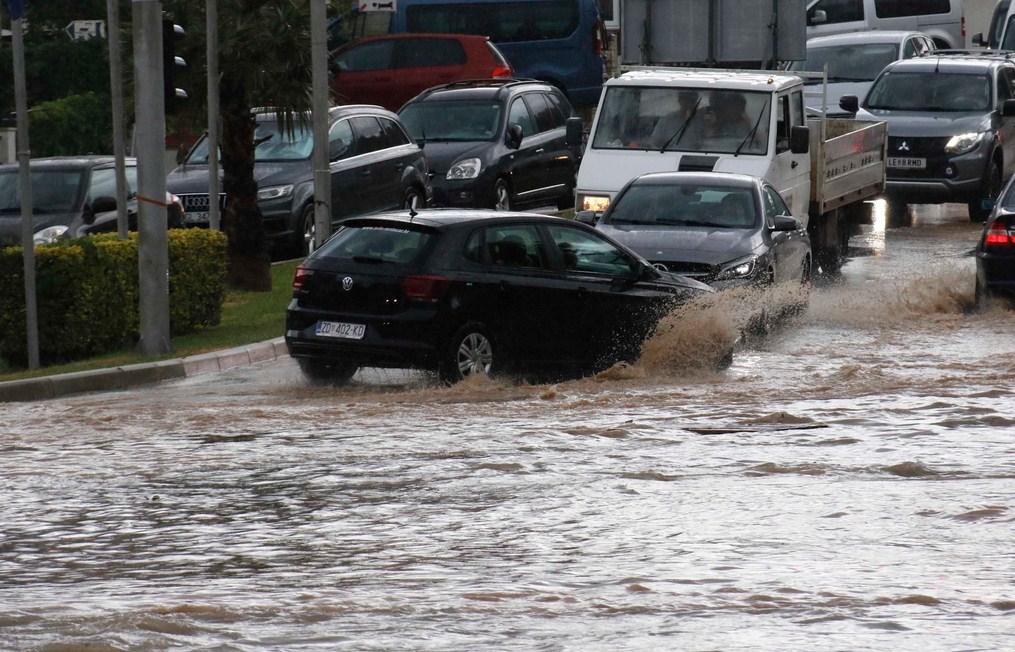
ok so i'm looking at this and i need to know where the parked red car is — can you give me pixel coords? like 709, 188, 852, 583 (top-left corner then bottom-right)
330, 33, 514, 111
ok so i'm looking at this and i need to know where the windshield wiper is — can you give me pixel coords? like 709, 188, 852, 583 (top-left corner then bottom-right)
734, 98, 770, 157
659, 96, 703, 153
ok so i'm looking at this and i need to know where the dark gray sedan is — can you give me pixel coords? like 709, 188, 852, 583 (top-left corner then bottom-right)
581, 172, 811, 290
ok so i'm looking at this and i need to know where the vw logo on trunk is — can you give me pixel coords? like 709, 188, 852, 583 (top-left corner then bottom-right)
342, 276, 354, 291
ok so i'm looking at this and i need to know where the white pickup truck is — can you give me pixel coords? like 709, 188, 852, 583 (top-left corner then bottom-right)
572, 67, 887, 271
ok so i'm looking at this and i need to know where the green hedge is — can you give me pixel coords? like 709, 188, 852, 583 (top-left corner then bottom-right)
28, 92, 113, 157
0, 229, 227, 367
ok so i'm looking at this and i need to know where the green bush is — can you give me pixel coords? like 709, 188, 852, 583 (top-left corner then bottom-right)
28, 92, 112, 157
0, 229, 227, 367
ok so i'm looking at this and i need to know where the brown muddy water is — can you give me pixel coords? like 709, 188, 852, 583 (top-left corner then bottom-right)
2, 203, 1013, 651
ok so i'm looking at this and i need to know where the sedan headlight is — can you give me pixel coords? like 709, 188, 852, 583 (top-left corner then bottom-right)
257, 184, 294, 201
715, 255, 758, 281
577, 193, 611, 213
446, 158, 482, 180
33, 225, 68, 245
944, 132, 985, 155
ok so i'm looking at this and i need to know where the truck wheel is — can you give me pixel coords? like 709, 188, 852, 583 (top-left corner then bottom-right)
968, 163, 1001, 223
439, 323, 496, 384
298, 358, 358, 386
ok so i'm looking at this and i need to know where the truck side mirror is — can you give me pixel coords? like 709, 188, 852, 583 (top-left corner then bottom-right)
1002, 99, 1015, 117
790, 125, 810, 154
810, 9, 827, 25
565, 116, 583, 148
972, 32, 986, 48
839, 95, 860, 115
506, 123, 523, 149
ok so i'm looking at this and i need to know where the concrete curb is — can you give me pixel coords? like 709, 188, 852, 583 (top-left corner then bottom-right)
0, 337, 287, 404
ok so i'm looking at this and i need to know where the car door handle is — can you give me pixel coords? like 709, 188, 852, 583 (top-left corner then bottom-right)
535, 148, 545, 154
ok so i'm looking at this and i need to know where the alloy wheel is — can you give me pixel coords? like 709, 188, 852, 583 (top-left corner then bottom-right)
494, 180, 511, 211
456, 332, 493, 377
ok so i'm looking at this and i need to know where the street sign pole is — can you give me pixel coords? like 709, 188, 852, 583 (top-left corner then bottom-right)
311, 0, 331, 251
132, 0, 171, 356
106, 0, 130, 239
206, 0, 220, 231
12, 13, 39, 370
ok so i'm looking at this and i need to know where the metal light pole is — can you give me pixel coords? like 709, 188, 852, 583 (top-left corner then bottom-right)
132, 0, 171, 356
106, 0, 130, 239
310, 0, 331, 251
206, 0, 220, 230
11, 10, 39, 370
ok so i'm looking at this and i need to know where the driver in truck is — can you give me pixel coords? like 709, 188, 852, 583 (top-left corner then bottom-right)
648, 90, 703, 150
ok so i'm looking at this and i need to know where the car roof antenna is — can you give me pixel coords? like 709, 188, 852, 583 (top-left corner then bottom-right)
408, 203, 418, 220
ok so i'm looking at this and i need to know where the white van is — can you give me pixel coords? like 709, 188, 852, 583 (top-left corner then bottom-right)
976, 0, 1014, 49
806, 0, 964, 49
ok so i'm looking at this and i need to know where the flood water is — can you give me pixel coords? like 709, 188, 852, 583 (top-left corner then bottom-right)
2, 203, 1013, 651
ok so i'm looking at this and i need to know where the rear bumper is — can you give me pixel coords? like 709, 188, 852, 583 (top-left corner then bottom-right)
430, 175, 496, 209
977, 251, 1015, 297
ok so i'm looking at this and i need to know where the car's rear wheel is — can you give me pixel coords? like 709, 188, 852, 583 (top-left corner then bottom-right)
968, 162, 1002, 223
298, 204, 316, 258
403, 185, 423, 211
493, 178, 512, 211
440, 323, 496, 384
298, 358, 358, 386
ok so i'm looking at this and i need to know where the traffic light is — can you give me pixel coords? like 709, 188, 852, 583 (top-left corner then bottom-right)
162, 18, 188, 113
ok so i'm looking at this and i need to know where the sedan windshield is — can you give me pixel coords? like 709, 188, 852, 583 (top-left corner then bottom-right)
592, 87, 770, 155
399, 101, 503, 142
187, 121, 314, 163
605, 183, 759, 229
865, 72, 992, 111
788, 42, 899, 83
0, 169, 86, 214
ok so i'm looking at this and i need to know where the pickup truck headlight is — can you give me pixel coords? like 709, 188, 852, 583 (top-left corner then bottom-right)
944, 132, 985, 155
577, 193, 611, 213
33, 225, 68, 245
446, 158, 482, 180
257, 184, 293, 201
715, 255, 758, 281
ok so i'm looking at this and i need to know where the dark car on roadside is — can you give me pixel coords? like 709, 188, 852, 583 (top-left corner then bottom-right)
584, 172, 812, 290
167, 106, 431, 257
284, 209, 713, 384
975, 173, 1015, 307
330, 33, 513, 111
846, 51, 1015, 224
0, 156, 183, 247
398, 79, 580, 212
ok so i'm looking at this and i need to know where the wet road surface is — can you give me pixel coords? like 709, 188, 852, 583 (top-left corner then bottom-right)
2, 203, 1013, 651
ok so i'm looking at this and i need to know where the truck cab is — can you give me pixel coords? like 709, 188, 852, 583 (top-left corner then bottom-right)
575, 69, 812, 225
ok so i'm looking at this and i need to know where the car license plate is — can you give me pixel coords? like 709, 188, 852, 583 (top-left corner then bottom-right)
315, 321, 365, 340
887, 157, 926, 169
184, 211, 209, 224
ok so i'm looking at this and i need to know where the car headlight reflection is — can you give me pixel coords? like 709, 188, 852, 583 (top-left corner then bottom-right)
446, 158, 482, 180
257, 184, 294, 201
33, 225, 69, 245
715, 256, 758, 281
944, 132, 985, 155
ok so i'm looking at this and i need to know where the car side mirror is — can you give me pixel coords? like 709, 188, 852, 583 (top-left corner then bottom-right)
90, 196, 117, 220
790, 125, 810, 154
771, 215, 799, 232
972, 32, 986, 47
565, 116, 583, 148
1002, 99, 1015, 117
810, 9, 827, 25
506, 123, 523, 149
575, 210, 598, 225
839, 95, 860, 115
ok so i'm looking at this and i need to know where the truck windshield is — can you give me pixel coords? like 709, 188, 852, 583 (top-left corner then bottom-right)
788, 43, 899, 83
399, 101, 503, 142
0, 169, 85, 214
605, 183, 758, 229
865, 72, 991, 112
592, 87, 771, 155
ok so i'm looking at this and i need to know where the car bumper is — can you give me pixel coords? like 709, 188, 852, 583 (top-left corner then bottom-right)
885, 143, 991, 203
430, 176, 495, 209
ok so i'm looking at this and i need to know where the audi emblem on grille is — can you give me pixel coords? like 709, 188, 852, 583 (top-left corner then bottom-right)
897, 141, 910, 152
342, 276, 354, 291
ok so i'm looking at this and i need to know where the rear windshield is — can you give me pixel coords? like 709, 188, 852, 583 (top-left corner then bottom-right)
865, 72, 991, 112
317, 224, 434, 264
788, 42, 899, 83
604, 183, 759, 229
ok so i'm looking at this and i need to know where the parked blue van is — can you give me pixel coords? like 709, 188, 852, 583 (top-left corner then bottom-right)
356, 0, 606, 107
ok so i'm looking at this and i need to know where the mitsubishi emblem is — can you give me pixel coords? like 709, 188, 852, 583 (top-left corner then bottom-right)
342, 276, 354, 291
898, 141, 910, 152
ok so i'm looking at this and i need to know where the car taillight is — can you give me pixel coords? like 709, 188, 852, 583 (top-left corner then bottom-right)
292, 266, 314, 293
491, 64, 512, 78
401, 274, 450, 302
984, 221, 1014, 247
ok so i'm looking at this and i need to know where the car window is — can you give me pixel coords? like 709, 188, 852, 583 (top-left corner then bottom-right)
807, 0, 863, 25
334, 40, 394, 72
546, 225, 637, 276
482, 224, 547, 269
350, 116, 386, 155
507, 98, 537, 138
523, 93, 557, 132
395, 38, 466, 68
999, 68, 1015, 107
762, 186, 790, 222
791, 90, 804, 126
87, 166, 138, 201
378, 117, 411, 147
902, 38, 918, 59
0, 169, 85, 213
874, 0, 951, 19
546, 90, 573, 123
329, 119, 355, 160
775, 95, 791, 153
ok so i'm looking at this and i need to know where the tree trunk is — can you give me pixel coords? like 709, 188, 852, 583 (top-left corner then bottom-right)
220, 76, 271, 291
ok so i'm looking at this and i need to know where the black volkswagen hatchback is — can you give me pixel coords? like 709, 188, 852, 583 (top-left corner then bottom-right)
975, 178, 1015, 307
285, 210, 713, 384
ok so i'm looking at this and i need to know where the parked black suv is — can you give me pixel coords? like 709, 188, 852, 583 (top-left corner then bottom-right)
167, 106, 431, 256
847, 51, 1015, 223
398, 79, 579, 212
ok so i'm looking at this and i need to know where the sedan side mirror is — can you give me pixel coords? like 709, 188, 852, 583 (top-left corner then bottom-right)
972, 32, 986, 47
1002, 99, 1015, 117
838, 95, 860, 115
810, 9, 827, 25
565, 116, 583, 148
89, 196, 117, 223
575, 210, 598, 225
506, 123, 523, 149
771, 215, 800, 232
790, 125, 810, 154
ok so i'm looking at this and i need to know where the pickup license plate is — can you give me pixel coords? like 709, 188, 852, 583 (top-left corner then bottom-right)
184, 211, 209, 224
887, 157, 926, 169
315, 321, 365, 340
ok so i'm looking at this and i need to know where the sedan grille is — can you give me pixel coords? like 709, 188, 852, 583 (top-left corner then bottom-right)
651, 260, 716, 281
